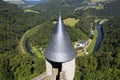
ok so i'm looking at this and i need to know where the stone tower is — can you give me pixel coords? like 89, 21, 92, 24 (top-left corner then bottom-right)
44, 15, 76, 80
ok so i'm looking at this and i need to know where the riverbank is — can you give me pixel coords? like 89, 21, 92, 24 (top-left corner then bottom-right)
87, 26, 98, 54
86, 19, 108, 54
18, 24, 43, 54
93, 24, 103, 52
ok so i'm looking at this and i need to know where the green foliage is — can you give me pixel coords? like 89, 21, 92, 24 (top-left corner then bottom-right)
74, 55, 97, 80
32, 0, 79, 19
0, 1, 46, 79
30, 22, 88, 50
53, 18, 79, 27
103, 0, 120, 16
75, 17, 120, 80
30, 22, 54, 48
75, 17, 94, 35
0, 53, 14, 80
10, 54, 45, 80
73, 0, 120, 18
66, 26, 88, 41
0, 53, 45, 80
87, 27, 98, 53
90, 0, 111, 2
0, 0, 120, 79
0, 0, 47, 54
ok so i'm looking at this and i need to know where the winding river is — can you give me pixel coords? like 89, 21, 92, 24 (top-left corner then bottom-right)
93, 24, 103, 52
26, 38, 34, 56
25, 24, 103, 55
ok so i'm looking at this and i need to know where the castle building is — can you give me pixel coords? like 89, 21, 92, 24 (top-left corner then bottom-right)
44, 15, 76, 80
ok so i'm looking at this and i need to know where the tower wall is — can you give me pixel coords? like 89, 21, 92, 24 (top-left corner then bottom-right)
46, 60, 52, 76
62, 58, 75, 80
44, 15, 76, 80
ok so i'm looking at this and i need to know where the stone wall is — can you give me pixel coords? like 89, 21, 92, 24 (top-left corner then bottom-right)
62, 58, 75, 80
45, 58, 75, 80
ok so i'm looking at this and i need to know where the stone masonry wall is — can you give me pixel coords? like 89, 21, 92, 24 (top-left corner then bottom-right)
62, 58, 75, 80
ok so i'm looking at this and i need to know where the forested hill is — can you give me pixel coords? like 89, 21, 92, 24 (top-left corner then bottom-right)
0, 0, 47, 54
0, 0, 120, 80
31, 0, 75, 18
73, 0, 120, 17
0, 1, 47, 79
0, 1, 22, 12
31, 0, 118, 18
0, 0, 119, 54
31, 0, 88, 18
103, 0, 120, 16
75, 16, 120, 80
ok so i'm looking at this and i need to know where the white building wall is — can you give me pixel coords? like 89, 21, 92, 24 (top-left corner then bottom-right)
62, 58, 75, 80
46, 60, 53, 76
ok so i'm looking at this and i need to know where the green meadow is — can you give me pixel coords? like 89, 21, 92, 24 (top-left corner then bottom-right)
24, 9, 39, 13
87, 27, 98, 54
91, 0, 108, 2
53, 18, 79, 27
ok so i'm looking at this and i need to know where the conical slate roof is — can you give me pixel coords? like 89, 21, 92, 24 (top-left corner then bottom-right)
44, 15, 76, 62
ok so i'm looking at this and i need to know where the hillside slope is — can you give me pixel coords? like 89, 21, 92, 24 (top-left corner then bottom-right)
75, 16, 120, 80
0, 0, 120, 79
0, 1, 47, 53
0, 1, 46, 79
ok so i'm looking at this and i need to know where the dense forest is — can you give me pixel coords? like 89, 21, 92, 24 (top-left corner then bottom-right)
30, 0, 120, 48
0, 0, 46, 79
74, 0, 120, 79
74, 17, 120, 80
72, 0, 120, 17
0, 0, 120, 79
0, 0, 49, 54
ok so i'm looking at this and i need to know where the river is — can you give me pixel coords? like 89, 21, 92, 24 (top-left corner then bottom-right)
26, 24, 103, 54
93, 24, 103, 52
26, 38, 34, 56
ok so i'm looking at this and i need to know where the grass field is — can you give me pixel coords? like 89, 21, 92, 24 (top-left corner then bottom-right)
31, 46, 44, 59
87, 27, 98, 54
91, 0, 109, 2
24, 9, 39, 13
53, 18, 79, 27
